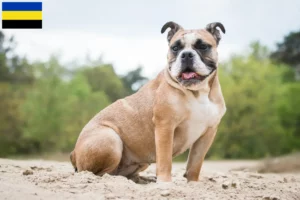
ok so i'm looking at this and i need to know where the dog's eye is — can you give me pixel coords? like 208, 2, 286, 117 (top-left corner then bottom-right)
172, 46, 179, 52
196, 44, 208, 51
194, 40, 210, 51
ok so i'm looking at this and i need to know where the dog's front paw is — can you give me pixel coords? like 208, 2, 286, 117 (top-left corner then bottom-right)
183, 171, 200, 182
156, 179, 173, 190
157, 175, 172, 183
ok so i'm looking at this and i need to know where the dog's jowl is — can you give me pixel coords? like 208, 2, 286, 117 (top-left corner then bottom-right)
71, 22, 226, 183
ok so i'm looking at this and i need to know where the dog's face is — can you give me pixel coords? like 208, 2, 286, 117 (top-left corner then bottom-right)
161, 22, 225, 90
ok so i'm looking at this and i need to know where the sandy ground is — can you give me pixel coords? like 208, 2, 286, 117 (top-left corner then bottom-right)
0, 159, 299, 200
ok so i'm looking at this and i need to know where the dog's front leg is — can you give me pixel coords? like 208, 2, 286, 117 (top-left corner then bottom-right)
184, 126, 218, 182
154, 125, 174, 182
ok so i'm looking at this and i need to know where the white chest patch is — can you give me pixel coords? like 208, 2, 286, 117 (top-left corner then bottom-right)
182, 94, 220, 150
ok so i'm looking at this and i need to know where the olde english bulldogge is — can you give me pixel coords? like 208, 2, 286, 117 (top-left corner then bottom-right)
70, 21, 226, 183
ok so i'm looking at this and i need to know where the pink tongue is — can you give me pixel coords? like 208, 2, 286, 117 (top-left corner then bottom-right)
182, 72, 198, 80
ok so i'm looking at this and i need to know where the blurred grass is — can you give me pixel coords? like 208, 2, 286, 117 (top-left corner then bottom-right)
257, 152, 300, 173
231, 152, 300, 173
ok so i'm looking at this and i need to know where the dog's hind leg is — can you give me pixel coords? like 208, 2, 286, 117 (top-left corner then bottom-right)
70, 151, 77, 172
74, 126, 123, 176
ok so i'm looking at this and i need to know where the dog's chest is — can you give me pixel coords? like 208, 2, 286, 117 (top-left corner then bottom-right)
175, 94, 219, 153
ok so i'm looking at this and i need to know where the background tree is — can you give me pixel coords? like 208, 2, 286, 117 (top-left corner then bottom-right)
80, 64, 127, 102
122, 66, 148, 94
21, 58, 111, 153
270, 30, 300, 152
271, 30, 300, 80
208, 43, 298, 159
0, 31, 34, 156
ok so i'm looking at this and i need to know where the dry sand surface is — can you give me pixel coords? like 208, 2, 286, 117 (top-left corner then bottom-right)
0, 159, 299, 200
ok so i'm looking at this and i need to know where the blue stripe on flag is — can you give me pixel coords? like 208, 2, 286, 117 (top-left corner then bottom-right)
2, 2, 42, 11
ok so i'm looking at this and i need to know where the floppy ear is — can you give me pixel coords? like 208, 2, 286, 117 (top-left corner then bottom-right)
206, 22, 226, 45
161, 21, 183, 42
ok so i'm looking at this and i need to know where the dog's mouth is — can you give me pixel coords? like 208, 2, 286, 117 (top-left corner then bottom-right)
181, 71, 208, 81
178, 68, 209, 82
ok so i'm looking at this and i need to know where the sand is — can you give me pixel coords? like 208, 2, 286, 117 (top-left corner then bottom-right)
0, 159, 299, 200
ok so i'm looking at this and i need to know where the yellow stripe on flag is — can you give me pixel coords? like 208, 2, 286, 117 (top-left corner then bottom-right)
2, 11, 42, 20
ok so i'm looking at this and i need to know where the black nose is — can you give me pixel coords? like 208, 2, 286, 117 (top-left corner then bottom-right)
181, 51, 194, 60
181, 51, 194, 66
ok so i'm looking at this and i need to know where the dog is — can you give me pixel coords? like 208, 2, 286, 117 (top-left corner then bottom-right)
70, 21, 226, 183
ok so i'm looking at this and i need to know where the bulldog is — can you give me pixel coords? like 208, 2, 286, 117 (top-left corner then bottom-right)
70, 21, 226, 183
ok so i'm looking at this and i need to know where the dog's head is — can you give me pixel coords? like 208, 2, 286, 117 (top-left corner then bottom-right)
161, 21, 225, 90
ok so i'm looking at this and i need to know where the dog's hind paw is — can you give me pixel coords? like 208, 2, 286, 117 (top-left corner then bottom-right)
130, 175, 157, 184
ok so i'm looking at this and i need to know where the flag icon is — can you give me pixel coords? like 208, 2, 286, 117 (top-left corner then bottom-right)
2, 2, 42, 29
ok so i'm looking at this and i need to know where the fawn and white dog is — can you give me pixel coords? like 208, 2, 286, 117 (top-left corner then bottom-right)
71, 21, 226, 183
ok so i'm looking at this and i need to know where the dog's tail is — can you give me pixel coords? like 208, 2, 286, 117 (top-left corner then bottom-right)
70, 151, 77, 172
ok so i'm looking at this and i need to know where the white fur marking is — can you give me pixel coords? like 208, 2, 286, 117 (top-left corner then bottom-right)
193, 52, 211, 76
183, 33, 197, 47
170, 53, 183, 77
182, 93, 219, 151
170, 48, 211, 78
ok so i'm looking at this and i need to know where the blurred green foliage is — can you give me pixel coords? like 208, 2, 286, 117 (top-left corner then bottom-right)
209, 42, 299, 159
0, 31, 299, 159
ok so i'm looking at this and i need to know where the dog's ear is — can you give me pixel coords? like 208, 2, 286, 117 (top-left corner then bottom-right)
206, 22, 226, 45
161, 21, 183, 42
